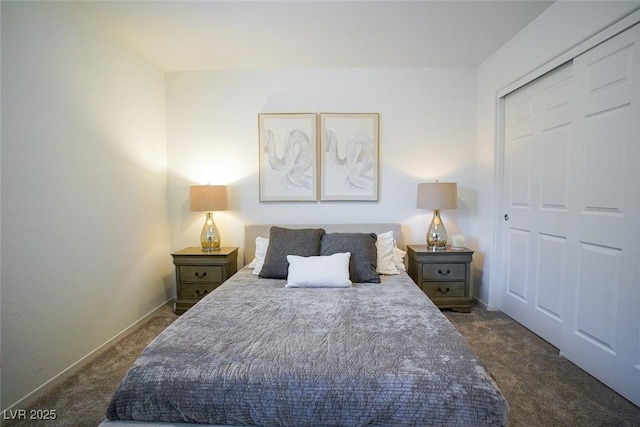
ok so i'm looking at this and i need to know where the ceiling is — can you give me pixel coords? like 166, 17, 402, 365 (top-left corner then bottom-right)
80, 1, 555, 72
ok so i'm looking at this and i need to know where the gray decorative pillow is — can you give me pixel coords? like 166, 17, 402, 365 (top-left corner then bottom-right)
320, 233, 380, 283
259, 227, 326, 279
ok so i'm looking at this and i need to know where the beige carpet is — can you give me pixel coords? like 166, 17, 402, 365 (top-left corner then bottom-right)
5, 304, 640, 426
443, 308, 640, 427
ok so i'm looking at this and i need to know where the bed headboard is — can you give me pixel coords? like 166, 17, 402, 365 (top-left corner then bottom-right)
244, 223, 404, 265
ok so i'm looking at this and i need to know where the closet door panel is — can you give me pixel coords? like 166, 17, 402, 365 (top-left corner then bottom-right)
502, 63, 573, 349
563, 23, 640, 406
574, 243, 622, 353
536, 234, 566, 320
540, 125, 570, 211
583, 107, 628, 216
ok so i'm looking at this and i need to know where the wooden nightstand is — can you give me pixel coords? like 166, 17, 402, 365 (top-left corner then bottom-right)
407, 245, 474, 312
171, 247, 238, 314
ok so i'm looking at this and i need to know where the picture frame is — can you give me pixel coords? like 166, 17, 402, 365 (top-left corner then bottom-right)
319, 113, 379, 201
258, 113, 318, 202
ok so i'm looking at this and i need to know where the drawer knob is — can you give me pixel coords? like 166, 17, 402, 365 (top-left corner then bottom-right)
194, 271, 207, 279
195, 289, 209, 296
438, 269, 451, 276
437, 287, 450, 294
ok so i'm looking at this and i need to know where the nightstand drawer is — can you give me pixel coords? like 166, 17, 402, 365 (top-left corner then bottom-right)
422, 263, 466, 281
179, 265, 223, 283
180, 283, 219, 300
422, 281, 466, 298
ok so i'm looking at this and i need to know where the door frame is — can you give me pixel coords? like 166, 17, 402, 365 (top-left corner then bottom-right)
489, 8, 640, 310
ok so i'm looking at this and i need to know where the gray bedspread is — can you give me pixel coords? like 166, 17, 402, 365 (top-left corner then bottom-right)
107, 268, 508, 426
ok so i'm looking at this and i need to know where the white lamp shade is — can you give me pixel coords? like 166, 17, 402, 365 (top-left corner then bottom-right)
189, 185, 228, 212
417, 182, 457, 210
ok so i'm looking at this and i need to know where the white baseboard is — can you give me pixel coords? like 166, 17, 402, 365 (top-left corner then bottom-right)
472, 297, 493, 311
473, 297, 489, 311
1, 299, 173, 422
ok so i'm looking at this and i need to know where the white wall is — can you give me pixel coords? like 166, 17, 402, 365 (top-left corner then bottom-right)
165, 68, 478, 266
475, 0, 640, 308
1, 2, 171, 409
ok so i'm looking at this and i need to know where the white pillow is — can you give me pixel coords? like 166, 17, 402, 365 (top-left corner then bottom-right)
249, 236, 269, 275
393, 247, 407, 271
285, 253, 352, 288
376, 231, 400, 275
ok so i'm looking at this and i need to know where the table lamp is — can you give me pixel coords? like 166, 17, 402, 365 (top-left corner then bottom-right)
417, 182, 457, 250
190, 185, 228, 251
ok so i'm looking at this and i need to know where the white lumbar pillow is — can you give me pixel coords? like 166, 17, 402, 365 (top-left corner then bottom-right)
285, 253, 352, 288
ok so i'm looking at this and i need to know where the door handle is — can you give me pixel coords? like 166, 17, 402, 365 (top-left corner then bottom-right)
504, 214, 509, 221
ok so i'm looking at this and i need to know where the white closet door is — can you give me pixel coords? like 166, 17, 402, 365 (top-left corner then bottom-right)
502, 63, 574, 349
502, 23, 640, 406
562, 23, 640, 406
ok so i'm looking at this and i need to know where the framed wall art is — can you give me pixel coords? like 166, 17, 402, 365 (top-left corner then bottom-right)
258, 113, 318, 201
319, 113, 379, 201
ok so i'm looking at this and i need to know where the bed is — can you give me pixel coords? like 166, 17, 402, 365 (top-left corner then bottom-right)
102, 223, 508, 426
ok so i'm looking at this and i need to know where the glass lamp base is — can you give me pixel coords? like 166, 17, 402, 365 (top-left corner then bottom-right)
426, 209, 448, 250
200, 212, 221, 251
